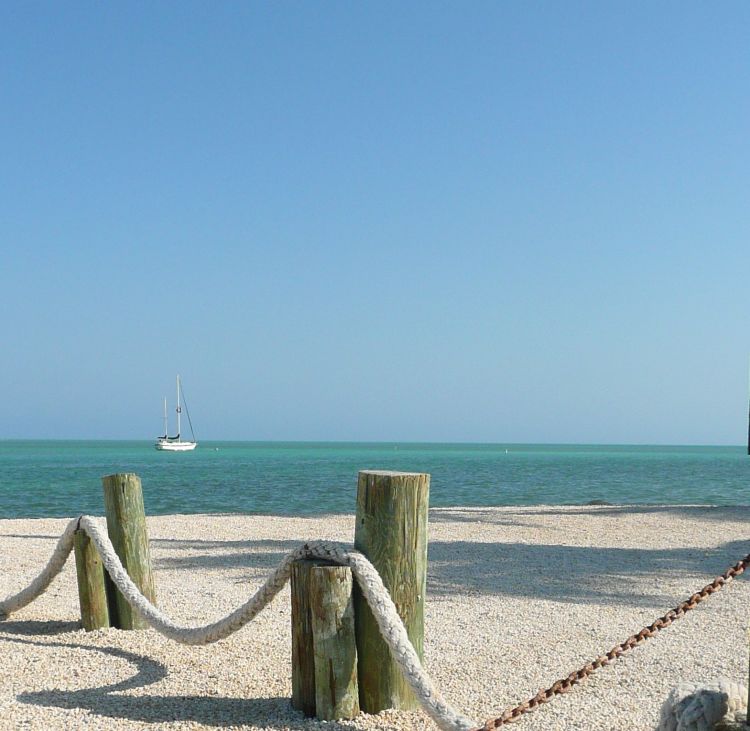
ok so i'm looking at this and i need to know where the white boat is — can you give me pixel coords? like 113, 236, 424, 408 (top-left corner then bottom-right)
155, 376, 197, 451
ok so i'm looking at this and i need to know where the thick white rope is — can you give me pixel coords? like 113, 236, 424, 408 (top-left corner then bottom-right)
657, 679, 747, 731
0, 516, 476, 731
0, 518, 78, 620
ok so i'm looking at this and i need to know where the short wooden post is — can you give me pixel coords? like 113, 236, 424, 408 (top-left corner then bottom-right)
102, 473, 156, 630
310, 565, 360, 720
291, 559, 325, 716
354, 470, 429, 712
74, 528, 110, 631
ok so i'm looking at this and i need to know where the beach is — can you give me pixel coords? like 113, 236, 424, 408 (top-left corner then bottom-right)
1, 505, 749, 731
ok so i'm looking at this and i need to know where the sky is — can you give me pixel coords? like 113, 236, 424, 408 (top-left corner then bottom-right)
1, 2, 748, 444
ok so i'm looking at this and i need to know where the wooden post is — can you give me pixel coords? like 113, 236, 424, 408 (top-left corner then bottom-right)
310, 565, 360, 720
74, 528, 110, 631
102, 473, 156, 630
291, 559, 326, 716
353, 470, 430, 713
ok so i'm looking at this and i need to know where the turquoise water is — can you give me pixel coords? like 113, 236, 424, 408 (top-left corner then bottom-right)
0, 441, 747, 518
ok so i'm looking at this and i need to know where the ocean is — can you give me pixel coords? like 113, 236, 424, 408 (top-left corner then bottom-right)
0, 441, 747, 519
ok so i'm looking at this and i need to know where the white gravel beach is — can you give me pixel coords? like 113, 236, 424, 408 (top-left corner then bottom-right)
1, 506, 749, 731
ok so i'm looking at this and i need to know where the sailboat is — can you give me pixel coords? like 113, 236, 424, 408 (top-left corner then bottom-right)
155, 375, 197, 451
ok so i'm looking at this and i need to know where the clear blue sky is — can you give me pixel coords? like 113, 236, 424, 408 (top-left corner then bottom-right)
2, 2, 748, 444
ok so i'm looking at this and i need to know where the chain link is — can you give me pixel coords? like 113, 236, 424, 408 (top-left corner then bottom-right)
477, 551, 750, 729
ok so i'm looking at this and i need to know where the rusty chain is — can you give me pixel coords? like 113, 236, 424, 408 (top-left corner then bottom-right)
476, 550, 750, 730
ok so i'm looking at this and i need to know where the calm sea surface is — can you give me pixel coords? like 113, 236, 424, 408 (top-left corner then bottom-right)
0, 441, 747, 518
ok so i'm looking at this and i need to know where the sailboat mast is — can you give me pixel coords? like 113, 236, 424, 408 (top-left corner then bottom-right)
176, 375, 182, 439
163, 397, 168, 438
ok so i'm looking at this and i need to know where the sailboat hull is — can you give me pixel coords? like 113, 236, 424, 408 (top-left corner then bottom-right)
155, 439, 197, 452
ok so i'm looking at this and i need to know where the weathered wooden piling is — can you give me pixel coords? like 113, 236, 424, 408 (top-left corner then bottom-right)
292, 559, 361, 721
102, 473, 156, 630
291, 559, 326, 716
310, 565, 360, 720
353, 470, 430, 712
73, 528, 110, 631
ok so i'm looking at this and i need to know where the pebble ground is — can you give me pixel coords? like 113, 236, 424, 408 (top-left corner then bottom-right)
1, 505, 749, 731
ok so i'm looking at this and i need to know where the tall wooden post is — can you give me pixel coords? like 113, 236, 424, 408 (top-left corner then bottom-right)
74, 528, 110, 631
353, 470, 430, 712
102, 473, 156, 630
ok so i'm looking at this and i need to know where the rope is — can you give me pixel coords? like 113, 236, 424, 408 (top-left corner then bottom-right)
0, 516, 475, 731
180, 384, 196, 442
0, 518, 78, 620
657, 679, 747, 731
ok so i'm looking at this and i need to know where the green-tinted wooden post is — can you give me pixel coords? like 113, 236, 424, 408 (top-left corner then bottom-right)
310, 565, 360, 720
291, 559, 327, 716
102, 473, 156, 630
74, 528, 110, 631
353, 470, 430, 713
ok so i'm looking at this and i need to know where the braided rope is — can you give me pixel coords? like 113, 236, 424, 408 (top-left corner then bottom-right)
657, 678, 747, 731
0, 518, 78, 620
0, 516, 476, 731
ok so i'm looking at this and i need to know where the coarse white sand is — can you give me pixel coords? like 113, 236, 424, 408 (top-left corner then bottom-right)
1, 506, 749, 731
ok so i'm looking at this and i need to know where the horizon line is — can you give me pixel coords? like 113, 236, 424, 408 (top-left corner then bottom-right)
0, 438, 744, 449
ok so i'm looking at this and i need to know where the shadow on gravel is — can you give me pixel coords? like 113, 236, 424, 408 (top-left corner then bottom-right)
145, 507, 750, 608
430, 504, 750, 523
427, 537, 750, 606
0, 619, 80, 635
151, 537, 307, 572
420, 506, 750, 606
7, 636, 376, 728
